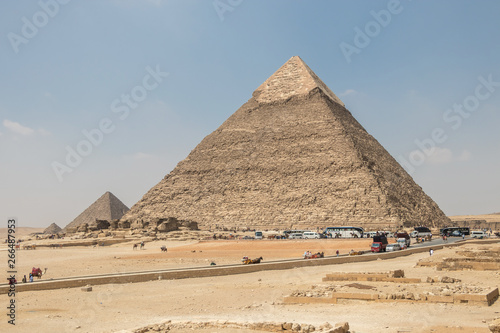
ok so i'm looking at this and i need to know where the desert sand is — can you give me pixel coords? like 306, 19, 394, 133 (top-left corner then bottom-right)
1, 236, 499, 333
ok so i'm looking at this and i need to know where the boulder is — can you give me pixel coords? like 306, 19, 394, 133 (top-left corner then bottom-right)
441, 276, 461, 283
181, 220, 199, 230
109, 220, 119, 229
391, 269, 405, 278
489, 318, 500, 333
322, 322, 349, 333
77, 223, 88, 233
158, 218, 180, 232
118, 221, 131, 229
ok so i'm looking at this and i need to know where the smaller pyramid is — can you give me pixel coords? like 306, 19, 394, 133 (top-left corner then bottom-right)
63, 192, 129, 232
43, 223, 62, 234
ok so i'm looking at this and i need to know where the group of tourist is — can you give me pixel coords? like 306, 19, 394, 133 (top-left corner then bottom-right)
7, 269, 37, 285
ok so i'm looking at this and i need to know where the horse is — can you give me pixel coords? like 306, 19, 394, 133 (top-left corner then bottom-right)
251, 257, 263, 264
140, 242, 145, 250
133, 243, 138, 250
160, 246, 167, 252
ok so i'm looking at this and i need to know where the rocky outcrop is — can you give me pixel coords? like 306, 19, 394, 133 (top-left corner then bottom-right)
88, 219, 110, 231
489, 318, 500, 332
157, 218, 179, 233
122, 56, 450, 230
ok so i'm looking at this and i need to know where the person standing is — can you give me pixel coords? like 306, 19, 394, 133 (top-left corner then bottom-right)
336, 250, 339, 257
429, 248, 434, 256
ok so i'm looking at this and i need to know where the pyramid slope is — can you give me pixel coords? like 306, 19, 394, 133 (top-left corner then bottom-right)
123, 57, 450, 230
43, 223, 62, 234
63, 192, 129, 231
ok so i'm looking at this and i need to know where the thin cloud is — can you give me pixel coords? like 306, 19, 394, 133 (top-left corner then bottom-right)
426, 147, 453, 165
457, 150, 472, 162
3, 119, 35, 136
38, 128, 51, 136
425, 148, 472, 165
338, 89, 357, 97
129, 152, 155, 160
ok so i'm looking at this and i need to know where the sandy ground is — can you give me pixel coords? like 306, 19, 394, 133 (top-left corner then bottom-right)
1, 239, 499, 333
0, 227, 44, 239
4, 238, 377, 279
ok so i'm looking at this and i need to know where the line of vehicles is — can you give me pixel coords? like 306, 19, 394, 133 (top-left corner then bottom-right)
253, 226, 489, 242
260, 226, 431, 240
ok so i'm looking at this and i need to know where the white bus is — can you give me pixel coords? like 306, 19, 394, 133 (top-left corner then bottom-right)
324, 226, 364, 238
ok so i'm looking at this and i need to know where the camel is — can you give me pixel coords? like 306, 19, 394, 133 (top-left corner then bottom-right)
140, 242, 145, 250
31, 267, 47, 279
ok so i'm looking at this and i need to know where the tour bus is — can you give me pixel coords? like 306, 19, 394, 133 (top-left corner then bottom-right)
411, 226, 432, 238
324, 226, 364, 238
439, 227, 470, 236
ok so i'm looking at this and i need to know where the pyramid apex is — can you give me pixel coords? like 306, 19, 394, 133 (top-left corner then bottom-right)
253, 56, 344, 106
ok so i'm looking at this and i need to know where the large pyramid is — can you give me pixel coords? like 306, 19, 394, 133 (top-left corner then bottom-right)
63, 191, 129, 231
122, 56, 450, 230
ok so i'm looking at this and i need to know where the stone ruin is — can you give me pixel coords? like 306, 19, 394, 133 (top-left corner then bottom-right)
134, 320, 350, 333
284, 270, 499, 307
417, 246, 500, 271
64, 216, 200, 241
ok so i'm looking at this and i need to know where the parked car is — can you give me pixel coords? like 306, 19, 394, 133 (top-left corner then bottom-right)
303, 232, 320, 239
386, 243, 401, 252
396, 238, 408, 249
471, 230, 488, 239
288, 233, 303, 239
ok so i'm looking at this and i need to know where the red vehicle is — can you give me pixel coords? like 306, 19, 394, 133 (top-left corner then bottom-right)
371, 235, 388, 252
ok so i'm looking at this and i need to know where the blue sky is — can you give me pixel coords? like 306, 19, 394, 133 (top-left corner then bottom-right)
1, 0, 499, 228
